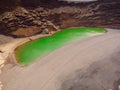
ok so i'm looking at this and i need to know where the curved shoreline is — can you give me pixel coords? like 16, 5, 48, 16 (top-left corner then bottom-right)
0, 30, 60, 90
1, 28, 120, 90
0, 30, 60, 66
15, 27, 106, 65
0, 27, 107, 90
0, 27, 106, 67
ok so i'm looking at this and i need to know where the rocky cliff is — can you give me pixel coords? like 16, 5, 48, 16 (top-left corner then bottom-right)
0, 0, 120, 37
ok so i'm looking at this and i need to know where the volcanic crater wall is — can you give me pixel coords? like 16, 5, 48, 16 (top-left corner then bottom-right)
0, 0, 120, 37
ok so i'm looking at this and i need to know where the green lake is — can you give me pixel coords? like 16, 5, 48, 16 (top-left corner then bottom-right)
15, 27, 106, 65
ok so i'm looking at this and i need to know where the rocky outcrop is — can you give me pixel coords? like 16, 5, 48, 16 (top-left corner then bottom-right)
0, 7, 57, 37
0, 0, 120, 37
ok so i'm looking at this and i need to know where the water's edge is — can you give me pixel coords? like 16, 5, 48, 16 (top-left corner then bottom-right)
15, 27, 106, 66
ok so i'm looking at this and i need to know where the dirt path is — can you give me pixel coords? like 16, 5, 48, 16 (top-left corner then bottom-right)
0, 29, 120, 90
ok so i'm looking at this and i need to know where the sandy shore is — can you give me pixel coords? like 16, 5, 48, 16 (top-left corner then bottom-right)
0, 30, 59, 63
0, 31, 58, 89
0, 28, 120, 90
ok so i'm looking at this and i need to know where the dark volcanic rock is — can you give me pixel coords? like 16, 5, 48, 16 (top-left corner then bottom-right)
0, 0, 120, 37
0, 6, 57, 37
0, 0, 21, 14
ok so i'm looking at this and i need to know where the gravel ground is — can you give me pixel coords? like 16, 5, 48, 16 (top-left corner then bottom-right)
0, 28, 120, 90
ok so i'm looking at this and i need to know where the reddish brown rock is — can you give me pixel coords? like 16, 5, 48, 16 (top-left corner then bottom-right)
11, 26, 41, 37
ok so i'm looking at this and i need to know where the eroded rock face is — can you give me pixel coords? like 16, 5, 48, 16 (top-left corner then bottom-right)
0, 6, 57, 37
0, 0, 120, 37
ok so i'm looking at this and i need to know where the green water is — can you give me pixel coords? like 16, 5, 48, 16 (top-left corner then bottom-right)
15, 27, 105, 65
